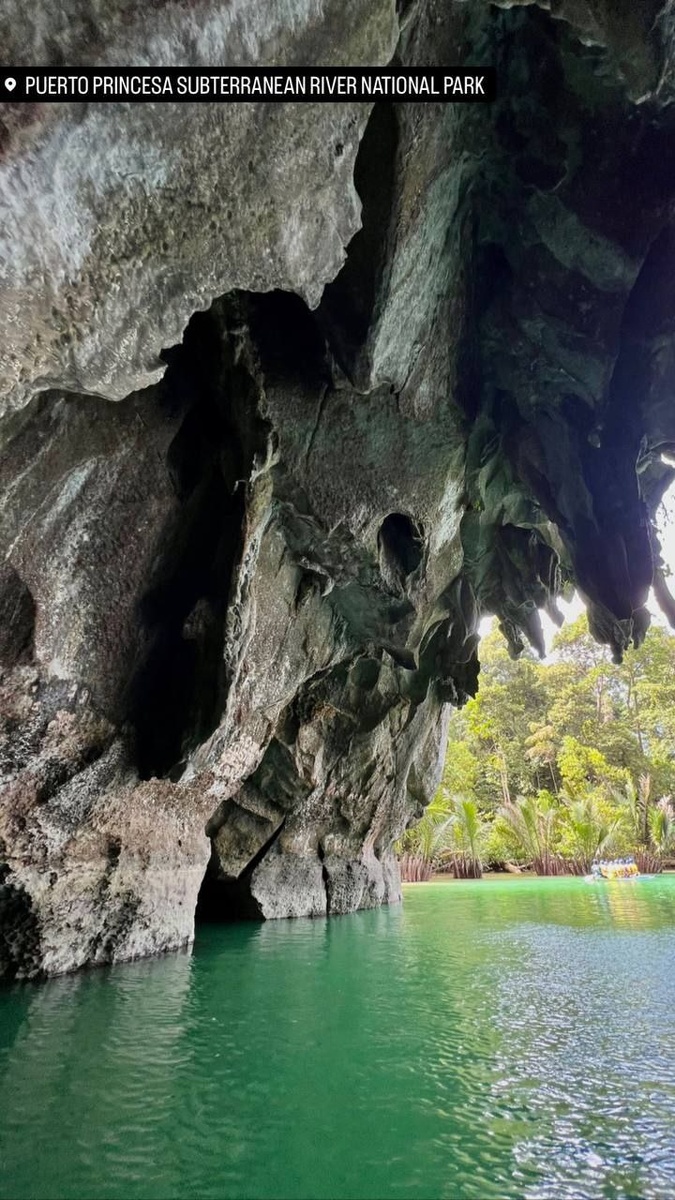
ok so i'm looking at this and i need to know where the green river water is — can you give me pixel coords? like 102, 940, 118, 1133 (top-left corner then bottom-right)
1, 875, 675, 1200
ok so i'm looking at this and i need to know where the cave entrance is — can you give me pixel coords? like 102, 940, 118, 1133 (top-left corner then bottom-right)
194, 814, 286, 926
194, 853, 263, 924
415, 478, 675, 888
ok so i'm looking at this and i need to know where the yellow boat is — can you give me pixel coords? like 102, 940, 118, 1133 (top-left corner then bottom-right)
586, 858, 641, 882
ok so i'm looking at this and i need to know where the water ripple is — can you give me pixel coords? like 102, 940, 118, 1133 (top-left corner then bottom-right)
0, 876, 674, 1198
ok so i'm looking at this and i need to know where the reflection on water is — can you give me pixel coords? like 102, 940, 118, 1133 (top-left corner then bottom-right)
0, 877, 674, 1199
0, 953, 194, 1199
591, 877, 673, 928
485, 889, 675, 1200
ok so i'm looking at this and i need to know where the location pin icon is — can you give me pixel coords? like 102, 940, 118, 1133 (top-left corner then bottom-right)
5, 78, 16, 91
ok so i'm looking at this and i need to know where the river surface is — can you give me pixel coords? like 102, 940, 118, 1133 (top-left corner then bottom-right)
1, 876, 675, 1199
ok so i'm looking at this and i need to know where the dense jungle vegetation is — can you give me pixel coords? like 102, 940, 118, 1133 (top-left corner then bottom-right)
398, 615, 675, 880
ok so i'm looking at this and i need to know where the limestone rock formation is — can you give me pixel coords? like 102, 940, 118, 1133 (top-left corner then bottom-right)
2, 0, 675, 977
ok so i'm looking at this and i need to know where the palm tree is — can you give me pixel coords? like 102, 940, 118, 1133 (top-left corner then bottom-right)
397, 792, 490, 882
499, 792, 563, 875
649, 797, 675, 860
443, 796, 485, 878
557, 795, 621, 875
626, 773, 652, 847
397, 809, 454, 882
613, 773, 667, 872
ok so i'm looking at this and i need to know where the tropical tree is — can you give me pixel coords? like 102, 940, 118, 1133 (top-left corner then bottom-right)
610, 776, 675, 871
400, 612, 675, 881
497, 792, 563, 875
556, 794, 621, 874
442, 796, 486, 879
649, 797, 675, 858
396, 791, 457, 881
615, 774, 653, 850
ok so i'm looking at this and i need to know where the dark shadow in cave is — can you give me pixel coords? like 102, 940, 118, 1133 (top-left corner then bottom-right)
247, 289, 331, 390
195, 819, 286, 924
319, 101, 398, 379
127, 303, 263, 780
573, 224, 675, 623
378, 512, 424, 580
0, 565, 35, 668
127, 285, 334, 783
194, 855, 264, 924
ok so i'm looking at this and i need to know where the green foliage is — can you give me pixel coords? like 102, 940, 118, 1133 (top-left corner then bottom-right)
612, 774, 653, 848
649, 798, 675, 856
557, 737, 629, 795
397, 790, 491, 880
498, 792, 562, 875
442, 796, 487, 878
440, 741, 479, 799
410, 612, 675, 876
556, 795, 622, 873
396, 810, 451, 863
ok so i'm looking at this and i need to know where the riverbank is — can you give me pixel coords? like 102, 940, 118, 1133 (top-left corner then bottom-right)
416, 868, 675, 884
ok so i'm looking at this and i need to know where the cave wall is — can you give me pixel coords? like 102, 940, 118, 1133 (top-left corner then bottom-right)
2, 0, 675, 977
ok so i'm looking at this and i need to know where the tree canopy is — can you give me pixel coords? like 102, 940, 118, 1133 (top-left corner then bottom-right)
445, 615, 675, 808
398, 613, 675, 877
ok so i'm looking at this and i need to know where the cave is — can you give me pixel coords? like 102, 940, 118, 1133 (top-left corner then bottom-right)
3, 0, 675, 979
194, 806, 291, 925
194, 855, 263, 924
247, 290, 331, 390
378, 513, 424, 586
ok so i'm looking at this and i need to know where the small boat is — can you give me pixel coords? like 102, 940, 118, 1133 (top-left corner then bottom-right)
585, 857, 642, 883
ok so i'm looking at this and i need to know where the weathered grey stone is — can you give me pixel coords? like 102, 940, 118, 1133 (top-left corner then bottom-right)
0, 0, 398, 417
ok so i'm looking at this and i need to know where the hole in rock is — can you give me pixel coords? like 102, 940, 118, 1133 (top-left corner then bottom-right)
195, 811, 287, 925
0, 861, 42, 981
316, 841, 332, 915
194, 853, 264, 924
396, 0, 416, 20
128, 303, 264, 780
378, 513, 424, 581
248, 290, 329, 389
